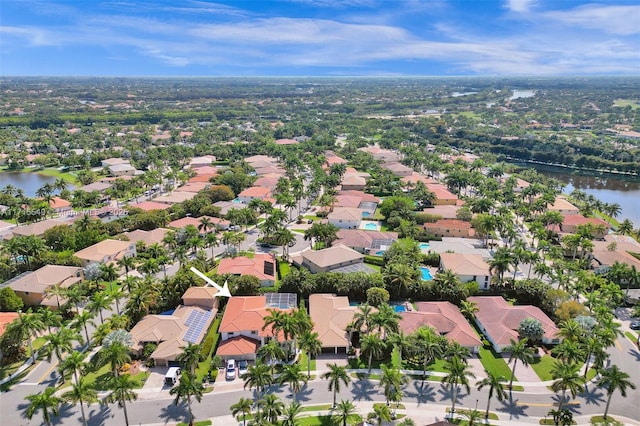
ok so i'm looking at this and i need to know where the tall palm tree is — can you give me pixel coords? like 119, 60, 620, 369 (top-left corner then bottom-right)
17, 309, 44, 363
352, 303, 374, 334
25, 387, 62, 426
298, 329, 322, 378
380, 364, 409, 408
59, 350, 87, 384
597, 365, 636, 420
88, 290, 113, 325
331, 400, 357, 426
322, 363, 351, 407
198, 216, 213, 234
281, 401, 302, 426
62, 378, 98, 426
97, 341, 131, 377
370, 303, 401, 339
368, 403, 392, 426
117, 256, 137, 280
177, 343, 204, 374
170, 371, 205, 426
72, 309, 94, 345
476, 371, 508, 419
443, 356, 476, 415
388, 331, 413, 366
104, 374, 138, 426
257, 339, 286, 376
242, 361, 273, 409
360, 334, 385, 374
505, 338, 534, 388
44, 328, 81, 383
258, 393, 284, 424
412, 326, 444, 379
279, 363, 307, 401
231, 397, 253, 426
550, 361, 584, 411
38, 308, 62, 334
99, 262, 119, 282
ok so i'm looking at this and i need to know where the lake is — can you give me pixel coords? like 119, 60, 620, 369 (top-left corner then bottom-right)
0, 171, 58, 197
535, 168, 640, 226
509, 89, 536, 100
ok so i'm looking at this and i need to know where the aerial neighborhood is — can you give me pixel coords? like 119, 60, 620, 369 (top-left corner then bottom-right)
0, 78, 638, 426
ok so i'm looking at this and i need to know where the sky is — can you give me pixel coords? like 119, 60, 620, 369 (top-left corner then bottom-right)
1, 0, 639, 77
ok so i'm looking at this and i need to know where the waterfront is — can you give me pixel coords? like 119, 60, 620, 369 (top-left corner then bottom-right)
537, 169, 640, 226
0, 171, 58, 197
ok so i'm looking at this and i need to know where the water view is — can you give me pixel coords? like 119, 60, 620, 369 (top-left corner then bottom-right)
0, 171, 58, 197
537, 169, 640, 226
509, 89, 536, 100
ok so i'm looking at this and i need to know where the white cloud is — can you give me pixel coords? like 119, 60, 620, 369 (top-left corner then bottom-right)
544, 4, 640, 35
505, 0, 535, 13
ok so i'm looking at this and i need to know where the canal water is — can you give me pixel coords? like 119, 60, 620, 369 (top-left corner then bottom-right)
0, 172, 58, 197
534, 168, 640, 226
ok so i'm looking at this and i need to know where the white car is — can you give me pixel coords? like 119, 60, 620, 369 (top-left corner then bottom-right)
238, 360, 249, 377
225, 359, 236, 381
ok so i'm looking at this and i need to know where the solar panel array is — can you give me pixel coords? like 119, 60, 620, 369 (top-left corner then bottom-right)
183, 310, 213, 343
265, 293, 297, 309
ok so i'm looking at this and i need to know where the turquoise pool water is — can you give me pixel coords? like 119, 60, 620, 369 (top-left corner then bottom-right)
420, 267, 433, 281
375, 250, 385, 256
391, 303, 407, 312
364, 222, 377, 230
362, 211, 371, 217
419, 243, 430, 249
232, 198, 243, 203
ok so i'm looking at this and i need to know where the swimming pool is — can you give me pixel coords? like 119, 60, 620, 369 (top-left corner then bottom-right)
391, 303, 407, 312
419, 243, 430, 250
232, 198, 243, 203
364, 222, 377, 230
374, 250, 385, 256
420, 267, 433, 281
362, 211, 371, 217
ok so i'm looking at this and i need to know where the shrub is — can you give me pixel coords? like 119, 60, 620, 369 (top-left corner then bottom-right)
201, 335, 215, 357
364, 255, 385, 266
366, 287, 390, 307
0, 287, 24, 312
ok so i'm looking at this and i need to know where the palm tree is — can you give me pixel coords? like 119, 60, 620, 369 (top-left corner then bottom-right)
118, 256, 137, 280
170, 371, 205, 426
331, 400, 357, 426
360, 334, 385, 374
104, 374, 138, 426
462, 409, 484, 426
38, 308, 62, 335
98, 341, 131, 377
231, 397, 253, 426
88, 290, 113, 325
368, 403, 392, 426
383, 262, 417, 298
62, 378, 98, 426
489, 247, 514, 285
459, 300, 479, 320
443, 356, 475, 415
44, 328, 81, 383
198, 216, 214, 234
205, 232, 219, 259
258, 393, 284, 424
370, 303, 401, 339
17, 309, 44, 363
99, 262, 119, 282
352, 303, 374, 333
550, 361, 584, 411
59, 350, 87, 384
177, 342, 204, 374
257, 339, 286, 376
476, 371, 508, 419
282, 401, 302, 426
279, 363, 307, 401
25, 387, 62, 426
298, 329, 322, 378
380, 364, 409, 408
505, 338, 534, 388
322, 363, 351, 407
388, 331, 413, 366
412, 326, 444, 379
597, 365, 636, 420
72, 309, 94, 345
242, 361, 273, 409
617, 219, 634, 235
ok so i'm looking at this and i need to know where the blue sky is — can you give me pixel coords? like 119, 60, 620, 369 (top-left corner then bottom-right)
1, 0, 639, 76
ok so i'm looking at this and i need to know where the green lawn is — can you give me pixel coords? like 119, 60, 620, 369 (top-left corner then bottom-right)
82, 363, 149, 390
297, 350, 317, 375
298, 414, 362, 426
177, 420, 212, 426
590, 416, 623, 426
478, 344, 514, 381
195, 317, 222, 382
530, 355, 556, 381
613, 99, 640, 109
624, 331, 639, 343
35, 167, 79, 184
539, 420, 576, 425
278, 260, 291, 280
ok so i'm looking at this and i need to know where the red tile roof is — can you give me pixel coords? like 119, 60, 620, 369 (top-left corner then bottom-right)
218, 296, 289, 339
399, 302, 481, 348
0, 312, 19, 336
217, 254, 276, 282
129, 201, 171, 211
217, 336, 260, 356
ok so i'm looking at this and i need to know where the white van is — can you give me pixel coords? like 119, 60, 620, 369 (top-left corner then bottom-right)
164, 367, 181, 386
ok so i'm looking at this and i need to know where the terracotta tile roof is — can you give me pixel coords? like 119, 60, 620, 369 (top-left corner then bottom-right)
468, 296, 560, 346
399, 302, 481, 348
309, 294, 358, 348
440, 253, 490, 276
334, 229, 398, 249
155, 192, 198, 204
424, 219, 471, 230
123, 228, 169, 246
129, 201, 171, 211
219, 296, 289, 339
547, 197, 579, 212
328, 207, 363, 221
238, 186, 271, 198
401, 173, 436, 185
217, 254, 276, 282
189, 174, 217, 183
301, 244, 364, 269
193, 166, 219, 176
8, 265, 82, 295
11, 218, 70, 236
48, 197, 71, 210
337, 190, 380, 203
275, 138, 298, 145
217, 336, 260, 356
335, 195, 363, 208
174, 182, 210, 193
561, 214, 609, 228
74, 239, 133, 262
182, 286, 219, 301
425, 184, 458, 201
0, 312, 19, 336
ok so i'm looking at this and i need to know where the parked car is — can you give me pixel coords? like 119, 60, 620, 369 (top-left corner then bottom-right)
238, 360, 249, 377
164, 367, 181, 387
225, 359, 236, 380
630, 320, 640, 330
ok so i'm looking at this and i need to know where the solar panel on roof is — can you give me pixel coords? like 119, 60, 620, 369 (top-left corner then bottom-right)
183, 310, 213, 343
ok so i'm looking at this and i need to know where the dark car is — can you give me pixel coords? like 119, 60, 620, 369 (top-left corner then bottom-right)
630, 320, 640, 330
